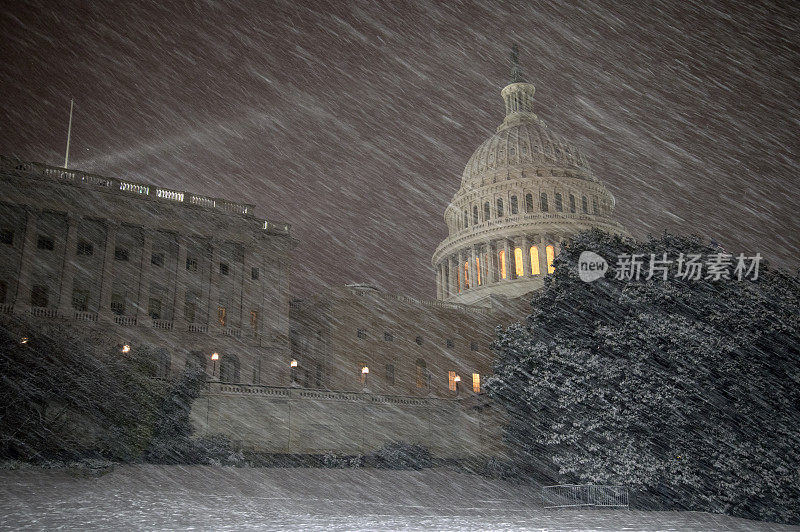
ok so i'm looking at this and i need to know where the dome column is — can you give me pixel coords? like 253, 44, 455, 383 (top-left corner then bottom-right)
538, 236, 549, 276
469, 245, 478, 289
521, 235, 531, 277
502, 239, 512, 281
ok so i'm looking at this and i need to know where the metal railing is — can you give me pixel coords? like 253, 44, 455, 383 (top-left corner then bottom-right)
542, 484, 629, 509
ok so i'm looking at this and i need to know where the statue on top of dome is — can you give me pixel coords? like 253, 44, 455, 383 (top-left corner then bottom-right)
509, 43, 527, 84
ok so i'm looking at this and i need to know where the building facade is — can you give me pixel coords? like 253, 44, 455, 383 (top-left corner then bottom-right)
0, 156, 293, 385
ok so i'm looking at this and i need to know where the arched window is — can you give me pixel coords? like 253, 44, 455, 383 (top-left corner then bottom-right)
569, 194, 576, 213
530, 246, 540, 275
555, 193, 563, 212
483, 201, 490, 220
472, 205, 479, 225
463, 261, 470, 289
592, 197, 599, 214
540, 193, 548, 212
510, 195, 518, 215
220, 353, 241, 383
582, 196, 588, 213
463, 210, 469, 227
415, 358, 428, 388
546, 245, 555, 274
496, 198, 504, 217
514, 247, 524, 277
499, 250, 507, 279
525, 193, 534, 212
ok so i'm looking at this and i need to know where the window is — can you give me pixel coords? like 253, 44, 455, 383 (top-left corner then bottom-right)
415, 335, 423, 345
473, 373, 481, 393
540, 193, 548, 212
499, 250, 507, 279
569, 194, 576, 213
510, 195, 518, 214
111, 293, 125, 315
151, 252, 164, 267
184, 302, 196, 323
593, 197, 599, 214
470, 341, 479, 351
385, 364, 395, 385
483, 202, 490, 220
315, 363, 323, 388
37, 235, 54, 250
31, 285, 48, 307
148, 298, 162, 320
525, 193, 534, 212
251, 267, 259, 280
31, 284, 48, 307
446, 338, 454, 348
250, 310, 259, 328
472, 205, 478, 225
0, 229, 13, 246
582, 196, 588, 213
415, 358, 427, 388
186, 257, 198, 271
217, 306, 226, 326
448, 371, 457, 391
463, 210, 469, 228
114, 246, 129, 261
530, 246, 541, 275
219, 354, 241, 383
219, 262, 229, 276
496, 198, 504, 217
71, 289, 88, 311
546, 245, 555, 274
357, 328, 367, 339
515, 247, 524, 277
384, 332, 393, 342
555, 193, 563, 212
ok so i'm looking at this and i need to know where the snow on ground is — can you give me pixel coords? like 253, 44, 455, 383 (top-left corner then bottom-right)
0, 465, 796, 531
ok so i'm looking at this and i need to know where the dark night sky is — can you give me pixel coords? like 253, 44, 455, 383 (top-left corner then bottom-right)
2, 0, 798, 299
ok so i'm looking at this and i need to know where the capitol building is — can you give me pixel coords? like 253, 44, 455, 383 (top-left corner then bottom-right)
0, 48, 624, 457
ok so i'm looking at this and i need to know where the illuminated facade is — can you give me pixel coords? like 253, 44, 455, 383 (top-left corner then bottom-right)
432, 48, 626, 306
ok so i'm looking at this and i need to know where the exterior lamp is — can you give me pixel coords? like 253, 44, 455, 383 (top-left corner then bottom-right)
290, 358, 298, 386
121, 344, 131, 353
20, 337, 28, 345
454, 374, 461, 395
290, 359, 298, 368
361, 365, 369, 389
211, 352, 219, 379
361, 366, 369, 374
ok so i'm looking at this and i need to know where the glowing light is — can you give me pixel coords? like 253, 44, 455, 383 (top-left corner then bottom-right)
20, 337, 28, 344
473, 373, 481, 393
463, 262, 470, 289
290, 359, 298, 368
499, 250, 506, 279
546, 245, 555, 274
211, 352, 219, 360
361, 366, 369, 374
514, 247, 524, 276
454, 375, 461, 383
476, 257, 481, 285
121, 344, 130, 353
530, 246, 540, 275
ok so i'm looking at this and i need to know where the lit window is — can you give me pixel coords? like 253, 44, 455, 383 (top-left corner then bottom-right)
499, 250, 507, 279
151, 252, 164, 266
37, 235, 54, 251
530, 246, 540, 275
463, 261, 469, 289
77, 240, 94, 256
546, 245, 555, 274
476, 257, 481, 285
514, 247, 524, 277
185, 257, 198, 272
114, 246, 129, 261
415, 358, 427, 388
219, 262, 229, 276
448, 371, 457, 391
250, 310, 258, 328
473, 373, 481, 393
217, 306, 226, 326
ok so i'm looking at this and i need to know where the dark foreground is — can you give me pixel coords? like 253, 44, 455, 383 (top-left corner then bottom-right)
0, 465, 795, 531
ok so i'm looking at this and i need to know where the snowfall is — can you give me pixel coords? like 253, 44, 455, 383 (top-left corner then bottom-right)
1, 465, 796, 531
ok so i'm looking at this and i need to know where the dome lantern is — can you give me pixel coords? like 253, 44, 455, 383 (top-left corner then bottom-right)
500, 44, 537, 130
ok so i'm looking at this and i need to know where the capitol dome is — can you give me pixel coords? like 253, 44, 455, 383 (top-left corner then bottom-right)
432, 46, 626, 306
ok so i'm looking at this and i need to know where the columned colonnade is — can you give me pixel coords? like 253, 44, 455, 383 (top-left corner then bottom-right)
435, 234, 560, 299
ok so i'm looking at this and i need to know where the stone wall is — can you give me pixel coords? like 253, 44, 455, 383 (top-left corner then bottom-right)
191, 383, 507, 459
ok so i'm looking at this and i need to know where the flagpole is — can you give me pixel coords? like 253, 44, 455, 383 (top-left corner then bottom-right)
64, 98, 74, 169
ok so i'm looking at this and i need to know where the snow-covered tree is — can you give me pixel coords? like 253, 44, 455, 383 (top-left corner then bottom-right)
486, 229, 800, 524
